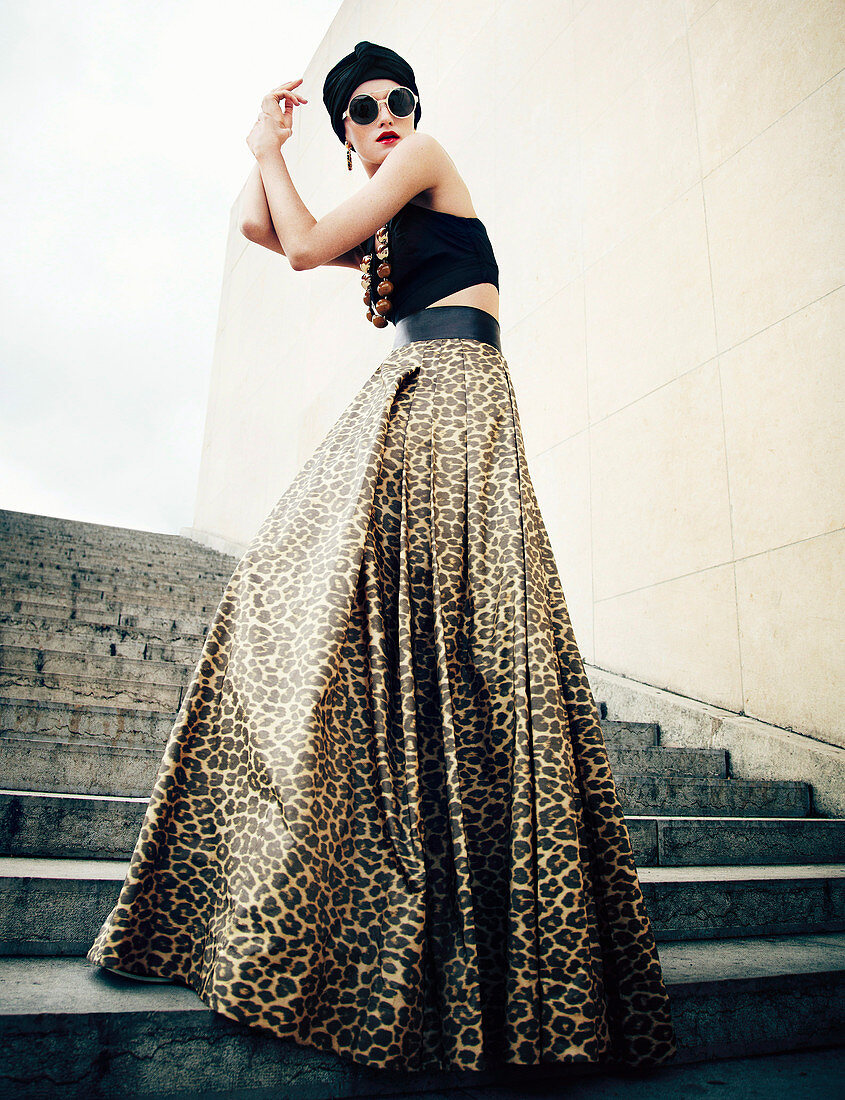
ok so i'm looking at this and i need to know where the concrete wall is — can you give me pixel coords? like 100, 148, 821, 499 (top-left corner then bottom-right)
184, 0, 845, 748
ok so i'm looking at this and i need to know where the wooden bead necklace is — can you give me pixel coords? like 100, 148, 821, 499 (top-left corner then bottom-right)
360, 224, 393, 327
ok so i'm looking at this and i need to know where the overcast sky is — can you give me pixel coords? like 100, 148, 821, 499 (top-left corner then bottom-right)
0, 0, 343, 535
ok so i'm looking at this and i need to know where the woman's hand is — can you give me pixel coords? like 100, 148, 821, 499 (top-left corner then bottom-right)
246, 78, 308, 160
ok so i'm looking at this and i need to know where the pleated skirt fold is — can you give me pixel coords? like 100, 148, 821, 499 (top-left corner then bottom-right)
87, 337, 678, 1073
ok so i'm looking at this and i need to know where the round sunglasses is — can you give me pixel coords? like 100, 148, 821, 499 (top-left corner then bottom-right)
342, 86, 418, 126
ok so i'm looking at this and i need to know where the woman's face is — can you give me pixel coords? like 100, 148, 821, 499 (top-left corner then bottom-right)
344, 78, 416, 170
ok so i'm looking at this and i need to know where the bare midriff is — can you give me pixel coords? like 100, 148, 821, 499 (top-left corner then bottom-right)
424, 282, 499, 321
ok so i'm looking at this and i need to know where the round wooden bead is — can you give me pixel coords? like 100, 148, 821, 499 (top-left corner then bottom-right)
363, 225, 392, 326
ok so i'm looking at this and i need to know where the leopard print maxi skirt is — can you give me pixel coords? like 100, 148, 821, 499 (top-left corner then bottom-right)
87, 336, 678, 1074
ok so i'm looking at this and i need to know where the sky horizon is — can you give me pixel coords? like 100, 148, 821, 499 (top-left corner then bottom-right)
0, 0, 343, 537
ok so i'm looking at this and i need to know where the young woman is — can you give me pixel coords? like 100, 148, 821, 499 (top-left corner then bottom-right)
88, 41, 678, 1076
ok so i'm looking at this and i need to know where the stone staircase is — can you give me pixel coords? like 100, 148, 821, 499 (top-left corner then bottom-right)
0, 506, 843, 1099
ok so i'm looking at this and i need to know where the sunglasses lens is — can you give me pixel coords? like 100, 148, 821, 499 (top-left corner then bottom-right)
348, 88, 416, 124
348, 95, 378, 125
387, 87, 415, 117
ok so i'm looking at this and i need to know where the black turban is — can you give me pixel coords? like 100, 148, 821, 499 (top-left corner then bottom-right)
322, 40, 421, 144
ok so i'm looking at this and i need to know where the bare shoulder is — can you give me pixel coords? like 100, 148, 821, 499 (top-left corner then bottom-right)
415, 132, 460, 165
401, 133, 466, 198
415, 132, 455, 170
388, 131, 449, 170
407, 130, 444, 154
404, 134, 476, 215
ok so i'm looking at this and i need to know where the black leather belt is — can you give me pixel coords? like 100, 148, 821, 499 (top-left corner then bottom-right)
392, 305, 502, 353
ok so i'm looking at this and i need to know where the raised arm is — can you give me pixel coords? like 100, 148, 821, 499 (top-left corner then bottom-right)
239, 161, 283, 252
239, 161, 365, 270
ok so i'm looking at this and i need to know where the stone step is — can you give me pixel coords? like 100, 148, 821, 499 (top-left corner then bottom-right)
0, 738, 162, 797
0, 567, 231, 606
0, 645, 191, 687
0, 735, 736, 800
0, 508, 236, 560
594, 718, 658, 747
3, 571, 229, 608
629, 815, 845, 867
0, 663, 184, 712
1, 549, 233, 586
0, 642, 194, 713
0, 697, 173, 752
2, 525, 234, 558
0, 547, 233, 582
1, 581, 222, 618
0, 857, 129, 956
619, 775, 812, 816
0, 621, 206, 665
2, 790, 842, 864
636, 863, 845, 940
1, 857, 842, 957
0, 699, 659, 753
0, 791, 149, 860
0, 595, 214, 637
0, 935, 843, 1097
0, 702, 661, 753
606, 745, 728, 778
0, 536, 235, 577
0, 726, 800, 805
0, 708, 726, 805
0, 679, 181, 713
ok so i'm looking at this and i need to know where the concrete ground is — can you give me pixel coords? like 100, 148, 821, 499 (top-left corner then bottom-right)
178, 1046, 845, 1100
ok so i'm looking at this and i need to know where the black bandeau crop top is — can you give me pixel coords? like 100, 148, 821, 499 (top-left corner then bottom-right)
362, 202, 499, 325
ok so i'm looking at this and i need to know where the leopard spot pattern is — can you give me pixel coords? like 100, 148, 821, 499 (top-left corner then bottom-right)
88, 337, 678, 1073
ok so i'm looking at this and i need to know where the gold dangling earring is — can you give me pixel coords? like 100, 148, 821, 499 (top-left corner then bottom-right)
346, 141, 353, 171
